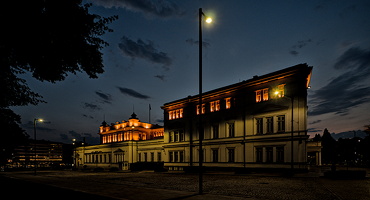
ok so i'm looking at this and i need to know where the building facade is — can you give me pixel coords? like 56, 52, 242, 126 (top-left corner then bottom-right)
162, 63, 312, 171
75, 113, 164, 170
76, 64, 312, 171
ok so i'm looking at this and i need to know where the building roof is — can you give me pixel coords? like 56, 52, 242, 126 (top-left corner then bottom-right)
162, 63, 312, 109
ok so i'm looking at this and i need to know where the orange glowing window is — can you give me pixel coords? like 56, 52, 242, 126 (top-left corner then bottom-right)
179, 108, 183, 118
256, 88, 269, 102
169, 111, 173, 120
169, 108, 183, 120
263, 88, 269, 101
276, 84, 285, 98
196, 104, 205, 115
225, 97, 231, 109
210, 100, 220, 112
256, 90, 262, 102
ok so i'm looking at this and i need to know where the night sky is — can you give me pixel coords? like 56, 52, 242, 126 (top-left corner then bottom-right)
12, 0, 370, 144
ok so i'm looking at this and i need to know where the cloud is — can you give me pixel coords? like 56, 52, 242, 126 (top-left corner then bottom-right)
309, 120, 322, 125
60, 130, 100, 145
289, 50, 299, 56
118, 36, 172, 69
82, 114, 94, 119
154, 75, 166, 81
289, 39, 312, 56
117, 86, 150, 99
95, 90, 112, 104
307, 128, 323, 133
90, 0, 185, 18
185, 38, 210, 48
82, 102, 102, 111
308, 47, 370, 116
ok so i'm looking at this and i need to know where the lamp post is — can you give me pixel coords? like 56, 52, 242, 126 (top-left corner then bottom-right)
72, 138, 76, 169
198, 8, 212, 195
33, 118, 43, 175
274, 91, 294, 171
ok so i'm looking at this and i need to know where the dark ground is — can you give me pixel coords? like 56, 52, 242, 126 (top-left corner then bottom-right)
0, 175, 116, 200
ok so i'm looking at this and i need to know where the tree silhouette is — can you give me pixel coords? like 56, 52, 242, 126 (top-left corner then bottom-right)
0, 0, 117, 166
321, 128, 337, 165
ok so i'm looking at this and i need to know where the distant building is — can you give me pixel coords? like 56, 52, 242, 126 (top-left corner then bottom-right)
307, 140, 322, 166
75, 113, 164, 170
10, 140, 65, 168
76, 64, 312, 171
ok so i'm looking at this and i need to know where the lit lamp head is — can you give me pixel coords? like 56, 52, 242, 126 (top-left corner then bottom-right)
205, 17, 212, 24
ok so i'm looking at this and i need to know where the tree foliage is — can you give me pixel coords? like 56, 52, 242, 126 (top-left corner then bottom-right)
0, 0, 117, 166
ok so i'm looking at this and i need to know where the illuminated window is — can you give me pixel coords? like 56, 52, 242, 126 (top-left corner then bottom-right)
263, 88, 269, 101
256, 90, 262, 102
169, 108, 183, 120
276, 84, 285, 98
169, 111, 173, 120
175, 109, 179, 118
210, 100, 220, 112
196, 104, 205, 115
179, 108, 183, 118
225, 97, 231, 109
256, 88, 269, 102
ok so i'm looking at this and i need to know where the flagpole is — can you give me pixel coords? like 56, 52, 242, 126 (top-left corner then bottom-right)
149, 104, 151, 124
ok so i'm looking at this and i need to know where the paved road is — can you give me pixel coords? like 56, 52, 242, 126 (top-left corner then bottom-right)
0, 175, 116, 200
2, 170, 369, 200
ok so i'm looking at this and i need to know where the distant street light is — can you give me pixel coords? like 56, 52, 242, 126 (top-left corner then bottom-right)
198, 8, 212, 195
33, 118, 43, 175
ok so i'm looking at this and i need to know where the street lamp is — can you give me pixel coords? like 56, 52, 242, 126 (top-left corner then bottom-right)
198, 8, 212, 195
72, 138, 76, 169
33, 118, 43, 175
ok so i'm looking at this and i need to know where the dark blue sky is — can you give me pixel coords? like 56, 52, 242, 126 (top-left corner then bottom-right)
13, 0, 370, 144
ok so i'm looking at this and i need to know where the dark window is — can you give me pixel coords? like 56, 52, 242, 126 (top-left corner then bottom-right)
174, 152, 178, 162
151, 152, 154, 162
212, 125, 219, 139
277, 115, 285, 132
228, 123, 235, 137
179, 151, 184, 162
228, 148, 235, 162
256, 118, 263, 134
169, 152, 173, 162
157, 152, 161, 162
212, 149, 218, 162
276, 146, 284, 163
256, 147, 263, 163
266, 147, 273, 163
266, 117, 273, 133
